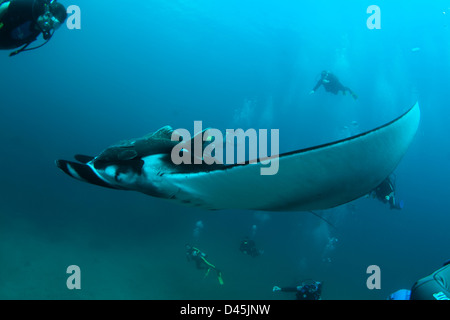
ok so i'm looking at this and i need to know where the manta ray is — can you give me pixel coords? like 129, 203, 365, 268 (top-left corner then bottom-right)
56, 102, 420, 211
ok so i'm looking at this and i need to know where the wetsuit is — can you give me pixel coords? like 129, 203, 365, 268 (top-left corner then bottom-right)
410, 263, 450, 300
240, 239, 260, 257
373, 177, 403, 210
280, 282, 322, 300
0, 0, 47, 49
312, 71, 357, 98
186, 246, 224, 285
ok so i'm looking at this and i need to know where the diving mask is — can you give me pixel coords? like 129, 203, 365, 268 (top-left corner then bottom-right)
37, 11, 61, 34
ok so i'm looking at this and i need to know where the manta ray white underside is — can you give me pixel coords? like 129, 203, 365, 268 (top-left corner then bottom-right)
56, 102, 420, 212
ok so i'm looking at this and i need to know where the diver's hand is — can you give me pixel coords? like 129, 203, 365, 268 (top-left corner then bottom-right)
309, 90, 315, 95
272, 286, 281, 292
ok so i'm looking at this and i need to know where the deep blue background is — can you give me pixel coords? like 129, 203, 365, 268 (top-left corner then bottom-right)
1, 0, 449, 299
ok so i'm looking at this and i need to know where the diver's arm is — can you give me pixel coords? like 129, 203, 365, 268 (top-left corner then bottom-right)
273, 285, 300, 292
279, 286, 299, 292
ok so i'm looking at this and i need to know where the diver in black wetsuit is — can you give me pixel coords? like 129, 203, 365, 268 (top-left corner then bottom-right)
310, 70, 358, 100
389, 260, 450, 300
185, 244, 224, 285
372, 176, 404, 210
273, 280, 323, 300
239, 237, 262, 258
0, 0, 67, 56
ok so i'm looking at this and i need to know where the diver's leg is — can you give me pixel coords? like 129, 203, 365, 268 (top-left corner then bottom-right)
343, 86, 358, 99
216, 269, 224, 285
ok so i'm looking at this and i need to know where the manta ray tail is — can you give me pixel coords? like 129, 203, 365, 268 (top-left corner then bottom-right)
55, 160, 119, 190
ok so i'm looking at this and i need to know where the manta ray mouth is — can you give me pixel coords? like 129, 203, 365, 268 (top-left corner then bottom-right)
55, 159, 120, 190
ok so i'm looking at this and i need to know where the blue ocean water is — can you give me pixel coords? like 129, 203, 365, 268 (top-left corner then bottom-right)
0, 0, 449, 299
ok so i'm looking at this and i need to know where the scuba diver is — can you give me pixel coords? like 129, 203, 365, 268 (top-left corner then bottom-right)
371, 176, 404, 210
185, 244, 224, 285
0, 0, 67, 56
273, 280, 323, 300
239, 237, 263, 258
389, 260, 450, 300
310, 70, 358, 100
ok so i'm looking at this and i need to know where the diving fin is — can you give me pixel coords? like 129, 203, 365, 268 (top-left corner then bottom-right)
217, 271, 224, 285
